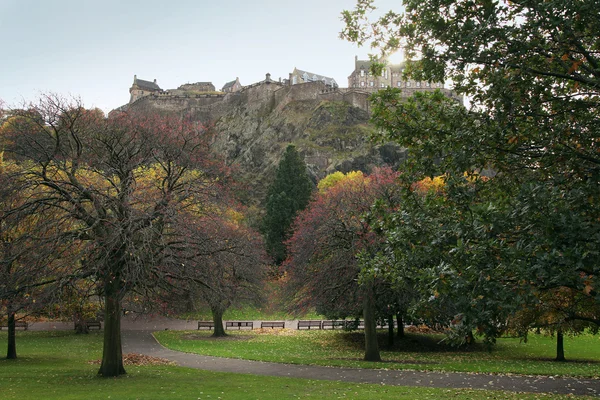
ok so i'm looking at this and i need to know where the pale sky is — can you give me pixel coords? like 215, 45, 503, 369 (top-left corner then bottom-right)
0, 0, 397, 113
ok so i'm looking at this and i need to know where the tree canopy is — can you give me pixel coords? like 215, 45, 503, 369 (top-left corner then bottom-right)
342, 0, 600, 353
1, 94, 246, 374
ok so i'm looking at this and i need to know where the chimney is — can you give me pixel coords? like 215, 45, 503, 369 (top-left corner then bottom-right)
153, 79, 157, 84
265, 73, 271, 82
134, 74, 137, 82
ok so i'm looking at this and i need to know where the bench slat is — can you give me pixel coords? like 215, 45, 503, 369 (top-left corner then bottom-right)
297, 320, 322, 330
261, 321, 285, 329
197, 321, 214, 330
225, 321, 253, 330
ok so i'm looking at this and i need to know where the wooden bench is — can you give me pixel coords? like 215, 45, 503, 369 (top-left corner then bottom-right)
261, 321, 285, 329
225, 321, 253, 330
0, 321, 28, 330
197, 321, 215, 330
321, 320, 347, 329
297, 320, 322, 330
85, 320, 102, 330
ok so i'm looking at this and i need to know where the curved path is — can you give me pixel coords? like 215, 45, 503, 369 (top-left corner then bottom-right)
122, 330, 600, 397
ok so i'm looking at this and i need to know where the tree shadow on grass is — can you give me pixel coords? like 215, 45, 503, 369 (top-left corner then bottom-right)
338, 331, 489, 353
181, 333, 253, 341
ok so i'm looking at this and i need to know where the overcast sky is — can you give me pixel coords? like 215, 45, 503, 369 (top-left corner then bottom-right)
0, 0, 397, 113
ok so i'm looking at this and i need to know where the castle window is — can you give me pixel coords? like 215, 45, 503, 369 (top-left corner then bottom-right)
381, 83, 385, 88
293, 76, 297, 84
406, 81, 411, 88
416, 81, 421, 87
360, 81, 365, 87
426, 82, 431, 87
360, 69, 365, 77
369, 81, 374, 87
397, 81, 402, 87
302, 72, 309, 82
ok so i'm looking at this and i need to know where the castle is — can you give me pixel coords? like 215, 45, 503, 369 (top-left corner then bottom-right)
121, 58, 461, 120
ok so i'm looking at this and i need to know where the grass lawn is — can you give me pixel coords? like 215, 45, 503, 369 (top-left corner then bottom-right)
177, 304, 323, 321
155, 329, 600, 378
0, 331, 589, 399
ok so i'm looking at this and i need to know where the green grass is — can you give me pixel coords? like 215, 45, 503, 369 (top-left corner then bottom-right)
155, 329, 600, 378
177, 304, 324, 321
0, 331, 580, 399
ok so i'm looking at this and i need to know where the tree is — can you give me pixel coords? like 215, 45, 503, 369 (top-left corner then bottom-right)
342, 0, 600, 352
3, 94, 231, 376
263, 144, 313, 265
170, 213, 267, 337
0, 157, 77, 359
285, 167, 401, 361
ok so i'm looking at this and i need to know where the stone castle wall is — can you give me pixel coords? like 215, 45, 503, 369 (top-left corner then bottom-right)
127, 76, 461, 125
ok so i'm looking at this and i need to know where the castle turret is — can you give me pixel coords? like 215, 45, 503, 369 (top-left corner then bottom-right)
129, 75, 162, 104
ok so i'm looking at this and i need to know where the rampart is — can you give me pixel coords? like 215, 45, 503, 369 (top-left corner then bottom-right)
126, 74, 461, 124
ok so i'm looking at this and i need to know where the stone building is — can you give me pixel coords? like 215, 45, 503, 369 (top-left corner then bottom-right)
289, 68, 338, 88
129, 75, 163, 103
347, 56, 444, 92
222, 77, 242, 93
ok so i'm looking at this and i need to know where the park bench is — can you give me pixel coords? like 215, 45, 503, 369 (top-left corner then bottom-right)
261, 321, 285, 329
0, 321, 28, 330
197, 321, 215, 330
225, 321, 253, 330
85, 320, 102, 330
321, 320, 347, 329
297, 320, 322, 330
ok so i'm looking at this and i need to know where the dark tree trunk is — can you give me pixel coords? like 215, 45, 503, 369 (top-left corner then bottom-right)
98, 279, 126, 377
74, 311, 90, 334
387, 315, 394, 348
555, 329, 565, 362
396, 313, 404, 338
211, 307, 227, 337
6, 307, 17, 360
362, 285, 381, 362
465, 330, 475, 345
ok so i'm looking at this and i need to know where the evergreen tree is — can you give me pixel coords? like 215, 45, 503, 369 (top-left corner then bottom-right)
263, 144, 313, 265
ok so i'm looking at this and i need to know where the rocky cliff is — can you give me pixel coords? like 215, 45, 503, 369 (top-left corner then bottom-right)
128, 81, 407, 208
211, 98, 406, 207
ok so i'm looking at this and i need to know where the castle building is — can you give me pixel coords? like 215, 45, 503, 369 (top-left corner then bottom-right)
222, 77, 242, 93
289, 68, 338, 88
347, 56, 444, 92
129, 75, 163, 103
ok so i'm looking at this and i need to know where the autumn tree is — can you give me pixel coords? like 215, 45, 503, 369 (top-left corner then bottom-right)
3, 94, 232, 376
342, 0, 600, 353
263, 144, 313, 265
167, 213, 267, 337
0, 157, 77, 359
285, 167, 401, 361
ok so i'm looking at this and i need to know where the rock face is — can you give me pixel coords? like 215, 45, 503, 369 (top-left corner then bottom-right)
212, 98, 407, 207
128, 80, 407, 207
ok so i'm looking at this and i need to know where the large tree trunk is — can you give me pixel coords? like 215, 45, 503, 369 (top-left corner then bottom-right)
555, 329, 565, 362
98, 279, 126, 377
6, 306, 17, 360
396, 313, 405, 338
211, 306, 227, 337
387, 315, 394, 348
362, 285, 381, 362
74, 310, 90, 334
